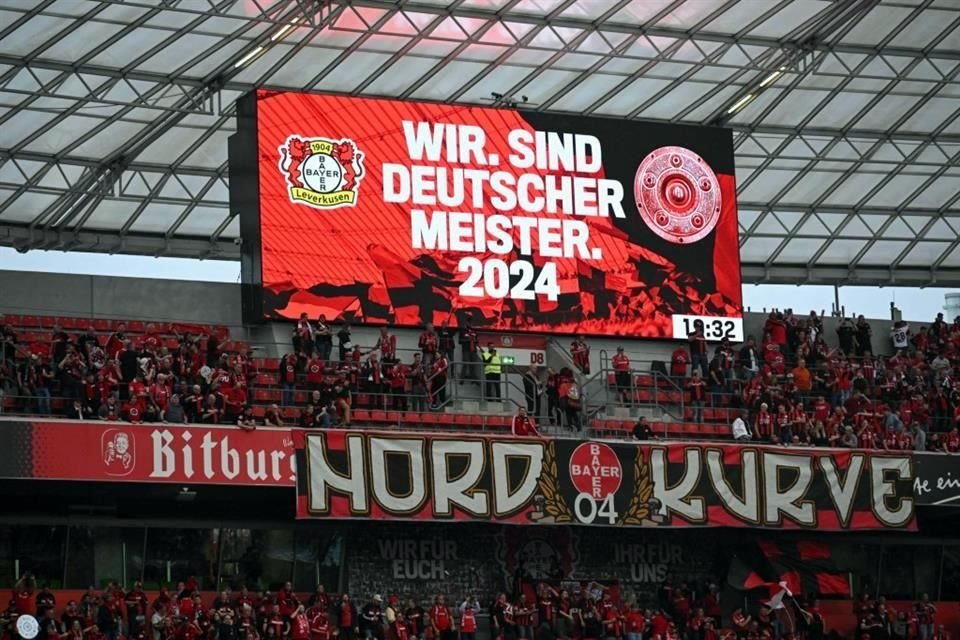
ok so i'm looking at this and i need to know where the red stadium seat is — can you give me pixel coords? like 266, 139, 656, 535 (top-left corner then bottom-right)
352, 409, 370, 423
369, 410, 387, 423
420, 412, 439, 425
384, 411, 399, 424
488, 415, 509, 430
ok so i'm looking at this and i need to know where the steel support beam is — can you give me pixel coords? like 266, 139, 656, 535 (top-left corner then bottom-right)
740, 263, 960, 288
0, 224, 238, 260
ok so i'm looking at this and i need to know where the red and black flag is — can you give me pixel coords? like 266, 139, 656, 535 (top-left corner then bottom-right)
727, 541, 850, 598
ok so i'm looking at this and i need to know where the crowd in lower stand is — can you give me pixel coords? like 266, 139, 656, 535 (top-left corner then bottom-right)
4, 573, 954, 640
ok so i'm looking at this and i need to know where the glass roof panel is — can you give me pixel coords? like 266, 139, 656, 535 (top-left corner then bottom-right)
0, 0, 957, 282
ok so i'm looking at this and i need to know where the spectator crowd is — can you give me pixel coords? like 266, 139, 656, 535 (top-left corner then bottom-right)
672, 310, 960, 453
4, 306, 960, 453
5, 572, 954, 640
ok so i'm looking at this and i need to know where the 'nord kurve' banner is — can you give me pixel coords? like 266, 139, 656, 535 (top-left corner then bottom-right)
295, 430, 916, 531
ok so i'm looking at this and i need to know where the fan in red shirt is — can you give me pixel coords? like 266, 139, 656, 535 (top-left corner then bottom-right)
612, 347, 631, 403
429, 354, 449, 407
387, 363, 408, 411
392, 612, 410, 640
897, 430, 914, 451
813, 396, 831, 423
857, 424, 877, 449
310, 608, 331, 640
291, 606, 311, 640
429, 596, 455, 640
374, 327, 397, 363
512, 407, 540, 437
881, 426, 900, 451
150, 374, 171, 410
459, 602, 478, 640
670, 347, 689, 378
279, 582, 300, 618
143, 324, 162, 355
945, 427, 960, 453
571, 336, 590, 374
764, 312, 787, 346
625, 605, 645, 640
754, 403, 773, 441
12, 575, 35, 615
764, 344, 786, 375
603, 604, 623, 639
306, 357, 326, 388
419, 324, 438, 365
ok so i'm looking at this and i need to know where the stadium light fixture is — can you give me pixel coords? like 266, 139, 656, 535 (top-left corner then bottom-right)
759, 66, 787, 88
234, 46, 265, 69
234, 17, 303, 69
726, 93, 755, 115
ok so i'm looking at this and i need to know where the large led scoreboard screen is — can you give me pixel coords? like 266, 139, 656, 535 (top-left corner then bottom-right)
233, 90, 743, 340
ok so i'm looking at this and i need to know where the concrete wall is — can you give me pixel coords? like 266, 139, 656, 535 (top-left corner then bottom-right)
0, 270, 241, 327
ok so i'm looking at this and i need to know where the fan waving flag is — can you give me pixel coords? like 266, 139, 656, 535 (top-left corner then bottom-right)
728, 541, 849, 598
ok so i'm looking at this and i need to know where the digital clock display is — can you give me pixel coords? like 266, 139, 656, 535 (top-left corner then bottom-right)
671, 314, 744, 342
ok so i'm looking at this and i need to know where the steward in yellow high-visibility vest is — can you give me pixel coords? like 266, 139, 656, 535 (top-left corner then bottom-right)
480, 345, 502, 400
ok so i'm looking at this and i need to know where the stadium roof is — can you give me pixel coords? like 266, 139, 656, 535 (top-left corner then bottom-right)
1, 0, 959, 286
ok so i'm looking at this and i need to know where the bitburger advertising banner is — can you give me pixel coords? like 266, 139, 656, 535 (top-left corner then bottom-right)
0, 420, 295, 486
236, 90, 743, 339
295, 430, 917, 531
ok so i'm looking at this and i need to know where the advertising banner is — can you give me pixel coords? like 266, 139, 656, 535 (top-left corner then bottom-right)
340, 523, 719, 602
240, 90, 743, 339
295, 430, 917, 531
0, 420, 295, 486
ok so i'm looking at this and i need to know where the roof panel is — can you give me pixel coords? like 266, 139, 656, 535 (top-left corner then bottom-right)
88, 26, 170, 67
128, 203, 188, 235
0, 14, 73, 55
738, 169, 799, 203
859, 240, 911, 265
839, 5, 915, 45
410, 60, 488, 100
0, 191, 61, 223
819, 239, 868, 262
821, 173, 887, 206
749, 1, 833, 38
908, 176, 960, 209
900, 241, 952, 266
175, 205, 228, 236
889, 10, 958, 48
656, 0, 729, 29
71, 121, 149, 158
0, 0, 957, 280
83, 199, 137, 231
775, 237, 828, 263
864, 173, 930, 207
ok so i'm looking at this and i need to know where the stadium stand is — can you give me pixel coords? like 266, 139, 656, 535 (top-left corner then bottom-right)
1, 308, 959, 453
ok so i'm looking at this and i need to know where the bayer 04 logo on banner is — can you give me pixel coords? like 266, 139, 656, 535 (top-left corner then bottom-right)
672, 314, 744, 342
568, 442, 624, 526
